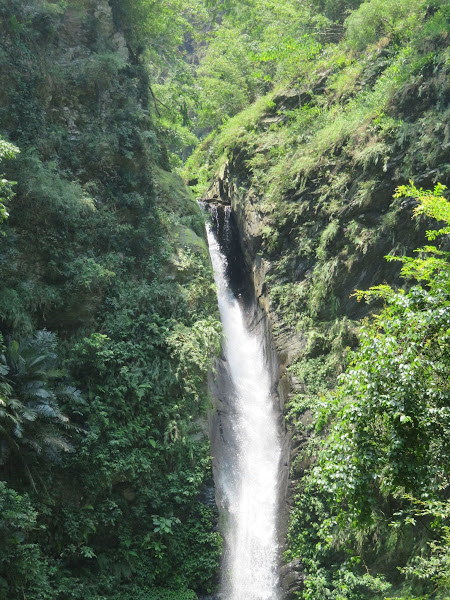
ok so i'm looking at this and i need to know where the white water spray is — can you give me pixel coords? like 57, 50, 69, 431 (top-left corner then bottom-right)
206, 206, 281, 600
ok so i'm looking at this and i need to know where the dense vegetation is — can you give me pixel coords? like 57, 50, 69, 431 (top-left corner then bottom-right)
0, 2, 222, 599
1, 0, 449, 599
286, 184, 450, 599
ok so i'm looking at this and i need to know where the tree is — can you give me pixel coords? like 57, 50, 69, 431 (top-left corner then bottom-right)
306, 183, 450, 597
0, 330, 83, 483
0, 138, 19, 229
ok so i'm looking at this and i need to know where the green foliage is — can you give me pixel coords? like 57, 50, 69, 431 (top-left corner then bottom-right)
182, 0, 329, 131
0, 139, 19, 228
345, 0, 424, 50
0, 331, 83, 476
111, 0, 186, 60
168, 317, 222, 403
0, 2, 222, 598
353, 183, 450, 291
287, 187, 450, 599
58, 259, 221, 592
309, 0, 364, 23
187, 0, 449, 199
111, 585, 198, 600
196, 26, 261, 128
320, 285, 449, 502
396, 497, 450, 591
397, 182, 450, 241
0, 482, 49, 600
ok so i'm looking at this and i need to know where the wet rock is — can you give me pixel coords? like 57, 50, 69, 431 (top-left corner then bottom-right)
280, 558, 305, 600
203, 162, 231, 205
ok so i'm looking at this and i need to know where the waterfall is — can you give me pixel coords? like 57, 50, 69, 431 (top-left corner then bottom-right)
205, 205, 281, 600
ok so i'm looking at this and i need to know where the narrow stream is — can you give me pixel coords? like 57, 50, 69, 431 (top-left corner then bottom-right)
205, 205, 281, 600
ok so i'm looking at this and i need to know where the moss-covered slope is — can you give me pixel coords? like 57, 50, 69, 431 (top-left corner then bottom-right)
0, 2, 221, 599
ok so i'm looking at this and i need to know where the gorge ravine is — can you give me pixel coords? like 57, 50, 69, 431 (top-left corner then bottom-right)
205, 204, 289, 600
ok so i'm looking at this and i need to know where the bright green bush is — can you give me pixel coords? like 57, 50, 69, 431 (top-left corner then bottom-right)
345, 0, 424, 50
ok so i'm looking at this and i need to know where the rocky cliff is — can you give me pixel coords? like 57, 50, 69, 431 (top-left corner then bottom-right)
197, 24, 449, 594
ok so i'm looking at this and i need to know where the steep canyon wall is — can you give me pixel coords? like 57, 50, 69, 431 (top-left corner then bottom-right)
200, 55, 450, 593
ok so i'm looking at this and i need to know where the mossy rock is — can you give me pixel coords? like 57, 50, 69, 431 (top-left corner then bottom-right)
154, 166, 198, 218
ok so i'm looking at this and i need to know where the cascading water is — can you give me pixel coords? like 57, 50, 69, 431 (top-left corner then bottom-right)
205, 205, 281, 600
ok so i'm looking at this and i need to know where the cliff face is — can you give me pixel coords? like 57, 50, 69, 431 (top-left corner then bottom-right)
0, 3, 221, 598
198, 23, 449, 596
